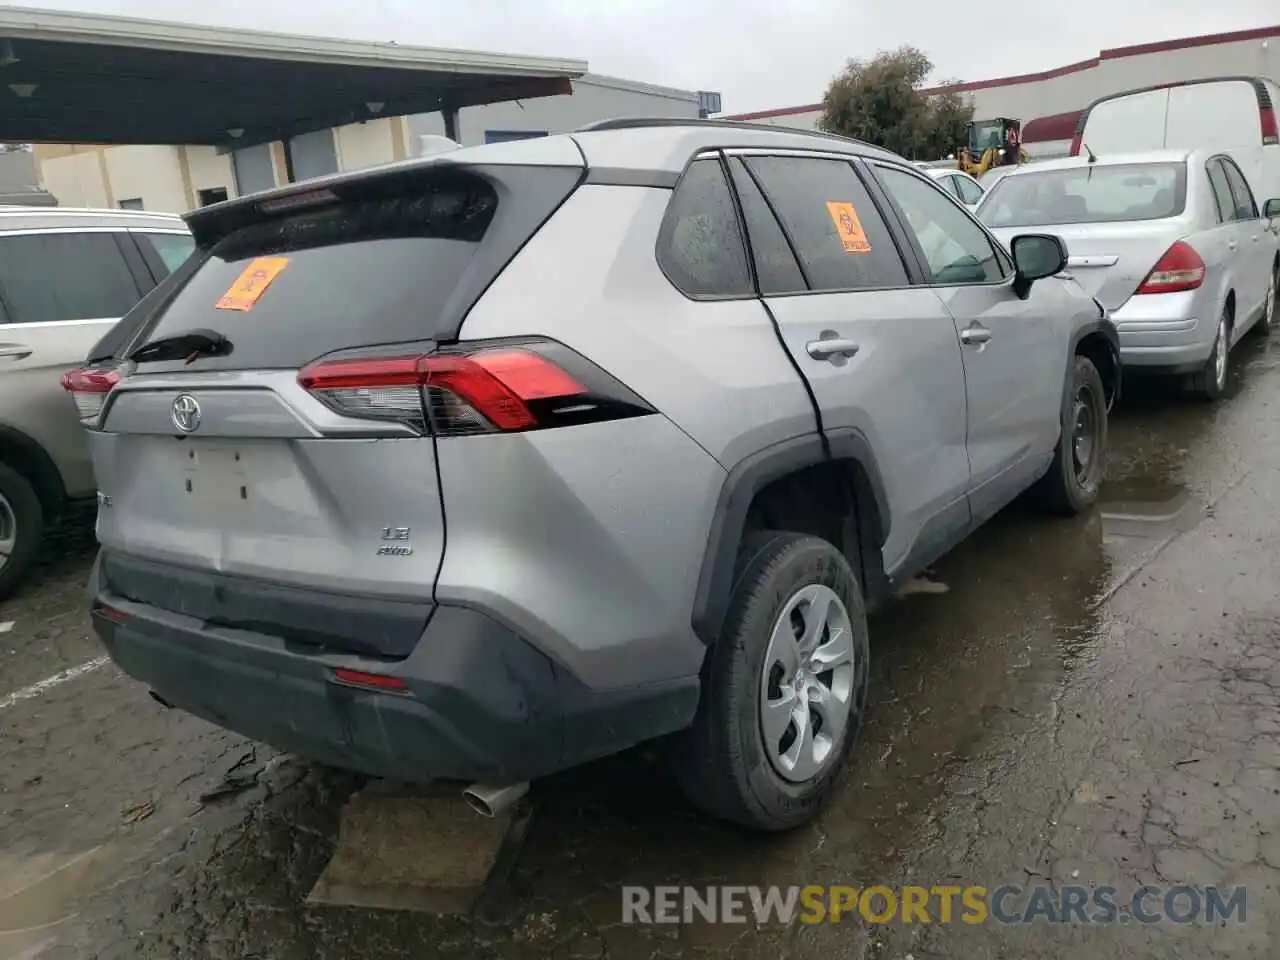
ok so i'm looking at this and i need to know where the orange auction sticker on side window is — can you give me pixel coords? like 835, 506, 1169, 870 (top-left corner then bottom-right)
215, 256, 290, 311
825, 201, 871, 254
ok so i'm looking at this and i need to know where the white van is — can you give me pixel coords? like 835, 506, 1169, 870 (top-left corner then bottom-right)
1072, 76, 1280, 208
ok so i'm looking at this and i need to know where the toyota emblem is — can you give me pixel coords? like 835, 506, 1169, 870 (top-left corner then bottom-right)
171, 394, 202, 433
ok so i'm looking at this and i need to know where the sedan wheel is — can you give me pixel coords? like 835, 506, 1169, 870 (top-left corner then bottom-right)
1192, 307, 1231, 401
1214, 314, 1229, 390
1260, 265, 1278, 336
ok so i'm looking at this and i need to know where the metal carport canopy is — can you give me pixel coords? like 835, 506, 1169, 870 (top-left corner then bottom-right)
0, 6, 587, 147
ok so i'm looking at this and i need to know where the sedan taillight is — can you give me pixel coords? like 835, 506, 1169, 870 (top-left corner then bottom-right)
1136, 241, 1205, 295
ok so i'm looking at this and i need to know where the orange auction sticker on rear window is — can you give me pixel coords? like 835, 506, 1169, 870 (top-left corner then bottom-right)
215, 256, 290, 311
826, 201, 871, 254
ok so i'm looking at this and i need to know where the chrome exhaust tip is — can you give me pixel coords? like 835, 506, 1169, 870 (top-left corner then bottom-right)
462, 781, 529, 818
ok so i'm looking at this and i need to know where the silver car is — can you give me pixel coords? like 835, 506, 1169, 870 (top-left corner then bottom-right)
0, 207, 193, 598
75, 118, 1118, 831
978, 149, 1280, 399
926, 167, 986, 210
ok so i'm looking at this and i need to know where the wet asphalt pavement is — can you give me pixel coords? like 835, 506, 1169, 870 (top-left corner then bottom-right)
3, 337, 1280, 959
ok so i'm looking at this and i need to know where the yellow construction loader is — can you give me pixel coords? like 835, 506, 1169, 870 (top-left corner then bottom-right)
956, 118, 1029, 178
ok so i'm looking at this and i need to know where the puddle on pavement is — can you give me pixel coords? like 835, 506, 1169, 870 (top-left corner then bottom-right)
0, 843, 130, 956
70, 489, 1204, 958
18, 382, 1239, 959
1098, 475, 1204, 572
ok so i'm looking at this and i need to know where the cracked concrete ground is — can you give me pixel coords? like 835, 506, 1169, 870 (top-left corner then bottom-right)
2, 339, 1279, 958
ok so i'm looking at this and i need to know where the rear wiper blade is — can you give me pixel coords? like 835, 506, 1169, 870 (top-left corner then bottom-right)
127, 329, 232, 365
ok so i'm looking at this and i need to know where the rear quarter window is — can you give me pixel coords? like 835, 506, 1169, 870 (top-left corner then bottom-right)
656, 158, 753, 298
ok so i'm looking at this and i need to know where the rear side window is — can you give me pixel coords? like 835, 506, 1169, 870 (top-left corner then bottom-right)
0, 232, 141, 324
955, 177, 984, 205
657, 158, 752, 298
136, 232, 195, 277
132, 165, 581, 371
938, 176, 963, 199
980, 162, 1186, 227
726, 157, 806, 294
1206, 160, 1237, 223
1220, 157, 1258, 219
745, 156, 909, 292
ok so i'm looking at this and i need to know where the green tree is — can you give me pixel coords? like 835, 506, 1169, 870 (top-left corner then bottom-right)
819, 45, 974, 160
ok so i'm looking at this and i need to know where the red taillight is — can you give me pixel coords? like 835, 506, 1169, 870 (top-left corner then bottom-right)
1260, 105, 1279, 146
331, 668, 407, 692
1136, 241, 1206, 295
1069, 132, 1082, 157
298, 346, 589, 435
60, 366, 121, 421
94, 604, 129, 624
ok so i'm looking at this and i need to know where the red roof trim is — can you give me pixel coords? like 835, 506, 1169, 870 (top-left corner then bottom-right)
724, 23, 1280, 120
725, 102, 823, 121
924, 57, 1099, 95
1098, 23, 1280, 59
1021, 110, 1084, 143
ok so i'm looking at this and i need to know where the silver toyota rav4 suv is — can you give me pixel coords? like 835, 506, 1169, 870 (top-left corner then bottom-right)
79, 119, 1120, 830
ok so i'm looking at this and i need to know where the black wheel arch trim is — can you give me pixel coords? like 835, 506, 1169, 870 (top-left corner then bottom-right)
1069, 317, 1122, 410
0, 423, 67, 513
691, 430, 890, 646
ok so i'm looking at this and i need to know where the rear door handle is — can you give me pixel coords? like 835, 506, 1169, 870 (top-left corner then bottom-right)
0, 342, 31, 360
806, 336, 860, 361
1228, 240, 1238, 251
960, 325, 992, 346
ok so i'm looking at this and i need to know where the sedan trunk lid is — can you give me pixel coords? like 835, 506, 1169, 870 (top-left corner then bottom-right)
989, 219, 1190, 311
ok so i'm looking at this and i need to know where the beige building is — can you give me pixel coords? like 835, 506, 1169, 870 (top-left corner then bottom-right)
35, 118, 417, 213
725, 24, 1280, 141
34, 72, 706, 214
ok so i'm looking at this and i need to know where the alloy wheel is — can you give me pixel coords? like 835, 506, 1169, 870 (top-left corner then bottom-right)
1214, 313, 1229, 392
759, 584, 859, 783
0, 490, 15, 574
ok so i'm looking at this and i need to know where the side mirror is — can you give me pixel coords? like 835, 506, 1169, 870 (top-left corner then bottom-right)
1010, 233, 1068, 298
1264, 198, 1280, 219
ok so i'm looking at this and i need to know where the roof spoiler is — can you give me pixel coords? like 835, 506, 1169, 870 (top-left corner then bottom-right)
183, 154, 474, 248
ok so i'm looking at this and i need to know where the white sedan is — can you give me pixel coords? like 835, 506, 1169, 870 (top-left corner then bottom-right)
925, 167, 986, 210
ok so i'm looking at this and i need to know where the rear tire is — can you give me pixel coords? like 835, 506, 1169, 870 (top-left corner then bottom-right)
0, 463, 43, 601
671, 531, 870, 831
1191, 304, 1231, 401
1255, 263, 1277, 337
1034, 355, 1107, 516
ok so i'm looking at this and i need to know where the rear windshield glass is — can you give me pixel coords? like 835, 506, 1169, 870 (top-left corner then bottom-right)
979, 162, 1187, 228
134, 175, 499, 370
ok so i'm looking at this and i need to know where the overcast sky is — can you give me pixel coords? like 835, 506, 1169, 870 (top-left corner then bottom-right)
10, 0, 1279, 113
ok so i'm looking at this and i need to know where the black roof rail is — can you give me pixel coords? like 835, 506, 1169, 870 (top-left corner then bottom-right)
573, 116, 879, 151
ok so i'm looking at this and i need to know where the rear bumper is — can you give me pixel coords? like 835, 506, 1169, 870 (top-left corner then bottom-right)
89, 553, 700, 784
1110, 291, 1213, 371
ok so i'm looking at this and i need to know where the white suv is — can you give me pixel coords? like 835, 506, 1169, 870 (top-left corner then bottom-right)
0, 206, 193, 598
